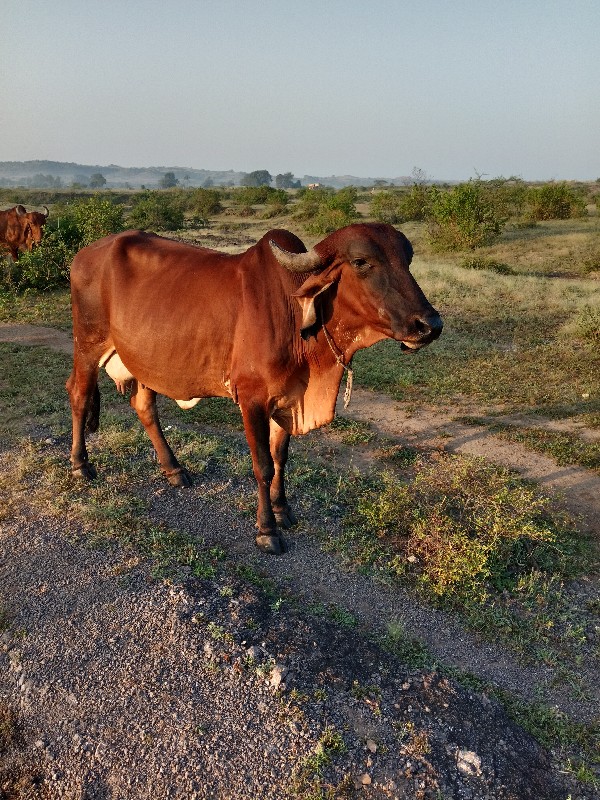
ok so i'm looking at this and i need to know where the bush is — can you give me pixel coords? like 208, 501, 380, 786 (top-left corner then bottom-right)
370, 190, 403, 224
187, 188, 223, 220
354, 456, 582, 606
296, 187, 358, 235
128, 191, 184, 231
427, 182, 507, 251
526, 182, 587, 221
234, 186, 286, 207
1, 231, 73, 291
68, 197, 125, 247
371, 184, 430, 224
461, 256, 513, 275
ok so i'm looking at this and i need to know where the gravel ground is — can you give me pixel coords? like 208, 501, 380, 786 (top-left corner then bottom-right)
0, 478, 593, 799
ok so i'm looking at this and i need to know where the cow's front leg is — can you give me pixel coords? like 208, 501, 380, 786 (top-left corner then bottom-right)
130, 383, 191, 487
269, 419, 297, 529
241, 404, 284, 554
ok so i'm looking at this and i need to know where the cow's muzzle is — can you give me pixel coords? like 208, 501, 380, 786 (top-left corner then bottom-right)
400, 311, 443, 351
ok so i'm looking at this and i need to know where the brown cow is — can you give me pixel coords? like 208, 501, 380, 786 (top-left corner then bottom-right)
0, 204, 49, 260
67, 223, 442, 553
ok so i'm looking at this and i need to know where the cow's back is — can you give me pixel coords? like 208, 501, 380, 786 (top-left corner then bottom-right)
70, 230, 245, 400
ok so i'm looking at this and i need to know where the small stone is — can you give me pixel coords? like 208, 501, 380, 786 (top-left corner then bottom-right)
360, 772, 372, 785
366, 738, 377, 753
456, 749, 482, 776
203, 641, 215, 659
269, 663, 288, 688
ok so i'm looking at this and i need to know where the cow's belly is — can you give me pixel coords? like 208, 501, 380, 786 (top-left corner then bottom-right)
99, 348, 232, 406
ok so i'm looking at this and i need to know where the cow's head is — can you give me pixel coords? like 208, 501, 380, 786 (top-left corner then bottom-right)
16, 205, 49, 251
270, 223, 442, 350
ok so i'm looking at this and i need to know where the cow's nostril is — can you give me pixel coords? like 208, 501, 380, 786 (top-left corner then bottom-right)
415, 313, 443, 339
415, 317, 431, 335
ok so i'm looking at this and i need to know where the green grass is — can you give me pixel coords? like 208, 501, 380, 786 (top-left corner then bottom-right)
0, 344, 71, 444
0, 286, 72, 328
354, 259, 600, 412
292, 725, 348, 799
329, 415, 375, 445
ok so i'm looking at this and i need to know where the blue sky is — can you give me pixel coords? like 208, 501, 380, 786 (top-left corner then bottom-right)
2, 0, 598, 181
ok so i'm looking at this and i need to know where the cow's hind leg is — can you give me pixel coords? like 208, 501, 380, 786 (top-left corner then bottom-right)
130, 383, 191, 487
269, 419, 297, 529
241, 403, 284, 554
66, 364, 99, 480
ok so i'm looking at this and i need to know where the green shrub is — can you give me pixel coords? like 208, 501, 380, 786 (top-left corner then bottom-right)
427, 182, 507, 251
354, 456, 582, 606
485, 178, 529, 220
232, 186, 289, 209
461, 256, 513, 275
296, 187, 358, 235
399, 183, 430, 221
1, 231, 73, 291
526, 182, 587, 221
186, 188, 223, 220
370, 190, 403, 224
128, 191, 184, 231
371, 185, 430, 224
68, 197, 125, 247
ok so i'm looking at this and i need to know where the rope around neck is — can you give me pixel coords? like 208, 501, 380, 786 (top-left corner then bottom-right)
321, 324, 353, 409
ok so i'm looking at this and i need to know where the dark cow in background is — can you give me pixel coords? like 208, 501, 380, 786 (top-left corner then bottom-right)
0, 204, 49, 260
67, 223, 442, 554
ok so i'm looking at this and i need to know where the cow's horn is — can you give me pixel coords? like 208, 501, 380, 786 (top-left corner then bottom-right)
15, 205, 26, 216
270, 240, 322, 272
42, 205, 49, 217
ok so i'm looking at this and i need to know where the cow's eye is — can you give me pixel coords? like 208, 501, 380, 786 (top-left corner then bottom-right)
351, 258, 370, 272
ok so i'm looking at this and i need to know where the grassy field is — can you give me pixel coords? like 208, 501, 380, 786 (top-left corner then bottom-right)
1, 188, 599, 786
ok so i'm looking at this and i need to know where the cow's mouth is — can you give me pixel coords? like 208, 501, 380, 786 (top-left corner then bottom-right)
400, 341, 423, 352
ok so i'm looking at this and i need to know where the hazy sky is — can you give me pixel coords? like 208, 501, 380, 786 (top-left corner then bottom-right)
2, 0, 598, 181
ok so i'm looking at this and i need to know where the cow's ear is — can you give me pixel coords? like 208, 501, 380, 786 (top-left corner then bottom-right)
402, 235, 413, 265
292, 268, 340, 339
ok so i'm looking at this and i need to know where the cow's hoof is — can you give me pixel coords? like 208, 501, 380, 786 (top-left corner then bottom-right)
72, 463, 97, 480
255, 534, 286, 555
274, 507, 297, 529
165, 467, 192, 487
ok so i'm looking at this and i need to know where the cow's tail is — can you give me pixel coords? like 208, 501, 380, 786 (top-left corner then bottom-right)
85, 384, 101, 433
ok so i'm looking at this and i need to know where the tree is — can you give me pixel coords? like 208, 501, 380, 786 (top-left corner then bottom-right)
275, 172, 300, 189
89, 173, 107, 189
159, 172, 179, 189
241, 170, 272, 188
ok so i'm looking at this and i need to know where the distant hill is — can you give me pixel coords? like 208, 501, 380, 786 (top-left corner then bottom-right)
0, 161, 246, 189
0, 161, 413, 190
